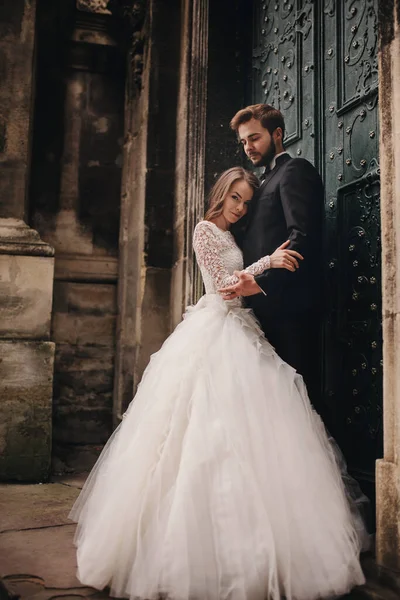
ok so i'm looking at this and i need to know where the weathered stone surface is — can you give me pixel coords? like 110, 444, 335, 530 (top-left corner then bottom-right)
0, 480, 397, 600
53, 313, 116, 346
0, 525, 80, 589
51, 283, 117, 457
26, 4, 126, 469
0, 341, 54, 482
0, 483, 79, 533
0, 254, 54, 340
0, 0, 36, 221
50, 473, 86, 488
54, 406, 112, 445
30, 41, 124, 257
170, 0, 208, 321
0, 480, 111, 600
0, 0, 58, 484
55, 254, 118, 283
54, 282, 117, 315
52, 443, 103, 475
137, 267, 172, 380
76, 0, 111, 14
113, 0, 178, 420
375, 0, 400, 572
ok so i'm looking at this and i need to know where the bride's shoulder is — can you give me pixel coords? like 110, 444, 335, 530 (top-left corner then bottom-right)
194, 220, 216, 236
193, 221, 220, 251
195, 219, 213, 229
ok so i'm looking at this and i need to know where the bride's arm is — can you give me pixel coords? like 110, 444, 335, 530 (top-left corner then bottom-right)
243, 256, 271, 277
193, 222, 240, 288
194, 223, 303, 296
243, 241, 303, 277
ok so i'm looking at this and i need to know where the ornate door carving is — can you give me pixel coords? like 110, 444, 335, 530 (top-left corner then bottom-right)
252, 0, 382, 490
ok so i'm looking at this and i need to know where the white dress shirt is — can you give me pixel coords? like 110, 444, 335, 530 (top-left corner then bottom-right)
269, 151, 289, 171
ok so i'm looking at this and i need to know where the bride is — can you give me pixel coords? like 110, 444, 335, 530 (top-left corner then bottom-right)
70, 166, 369, 600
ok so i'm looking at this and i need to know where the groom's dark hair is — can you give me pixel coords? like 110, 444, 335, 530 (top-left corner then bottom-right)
230, 104, 285, 137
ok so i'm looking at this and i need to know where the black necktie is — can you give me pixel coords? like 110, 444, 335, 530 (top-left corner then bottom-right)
260, 167, 271, 182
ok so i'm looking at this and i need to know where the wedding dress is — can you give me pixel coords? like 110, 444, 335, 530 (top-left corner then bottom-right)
70, 220, 368, 600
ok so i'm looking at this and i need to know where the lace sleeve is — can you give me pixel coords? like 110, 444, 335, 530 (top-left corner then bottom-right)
244, 255, 271, 276
193, 222, 239, 288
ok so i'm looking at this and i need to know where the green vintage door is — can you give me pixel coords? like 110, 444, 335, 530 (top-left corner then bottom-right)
252, 0, 382, 498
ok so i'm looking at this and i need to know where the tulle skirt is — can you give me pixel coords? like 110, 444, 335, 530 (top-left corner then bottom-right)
70, 294, 368, 600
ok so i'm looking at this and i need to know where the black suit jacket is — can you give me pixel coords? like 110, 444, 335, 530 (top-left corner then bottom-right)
242, 153, 324, 321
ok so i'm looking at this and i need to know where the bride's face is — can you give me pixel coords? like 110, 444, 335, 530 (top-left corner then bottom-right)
222, 179, 254, 225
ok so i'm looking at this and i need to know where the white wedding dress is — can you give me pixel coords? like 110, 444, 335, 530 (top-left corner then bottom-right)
70, 220, 369, 600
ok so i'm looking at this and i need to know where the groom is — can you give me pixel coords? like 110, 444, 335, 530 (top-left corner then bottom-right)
220, 104, 324, 413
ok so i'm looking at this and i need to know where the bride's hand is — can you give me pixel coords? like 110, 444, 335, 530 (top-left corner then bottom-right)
270, 240, 303, 271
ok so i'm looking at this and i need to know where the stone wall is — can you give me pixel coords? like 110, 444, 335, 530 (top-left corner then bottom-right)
29, 0, 124, 471
0, 0, 36, 220
0, 0, 55, 481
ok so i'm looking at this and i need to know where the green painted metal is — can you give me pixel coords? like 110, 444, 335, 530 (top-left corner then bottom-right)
252, 0, 382, 487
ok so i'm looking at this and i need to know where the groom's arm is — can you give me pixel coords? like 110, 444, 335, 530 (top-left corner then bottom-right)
254, 158, 323, 297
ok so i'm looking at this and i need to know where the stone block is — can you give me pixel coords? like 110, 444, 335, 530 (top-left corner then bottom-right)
52, 344, 114, 445
50, 280, 117, 468
53, 406, 112, 445
52, 312, 116, 346
54, 254, 118, 283
0, 341, 55, 482
0, 254, 54, 340
53, 281, 117, 315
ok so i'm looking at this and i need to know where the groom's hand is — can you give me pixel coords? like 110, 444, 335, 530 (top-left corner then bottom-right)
219, 271, 263, 300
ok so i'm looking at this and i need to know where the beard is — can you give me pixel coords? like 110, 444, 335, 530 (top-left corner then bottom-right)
252, 138, 276, 167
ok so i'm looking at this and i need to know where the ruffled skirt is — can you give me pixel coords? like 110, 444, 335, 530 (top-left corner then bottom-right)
70, 294, 368, 600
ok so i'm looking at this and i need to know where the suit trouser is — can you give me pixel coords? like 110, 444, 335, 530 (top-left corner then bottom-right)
259, 312, 323, 417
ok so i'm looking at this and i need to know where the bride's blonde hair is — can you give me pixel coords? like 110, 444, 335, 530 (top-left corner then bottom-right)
204, 167, 259, 222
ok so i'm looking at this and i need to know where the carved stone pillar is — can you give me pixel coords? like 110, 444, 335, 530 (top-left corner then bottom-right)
112, 0, 180, 423
0, 0, 55, 481
376, 0, 400, 571
111, 1, 148, 423
171, 0, 209, 326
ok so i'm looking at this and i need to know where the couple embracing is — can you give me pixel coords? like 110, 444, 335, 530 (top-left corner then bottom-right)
70, 104, 369, 600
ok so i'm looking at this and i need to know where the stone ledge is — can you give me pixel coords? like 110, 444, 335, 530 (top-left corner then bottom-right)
0, 220, 54, 257
0, 253, 55, 340
54, 254, 118, 282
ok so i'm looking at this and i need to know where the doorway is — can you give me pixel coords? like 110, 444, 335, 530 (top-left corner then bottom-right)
251, 0, 382, 501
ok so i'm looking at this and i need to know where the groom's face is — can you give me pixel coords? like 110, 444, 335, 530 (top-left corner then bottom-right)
238, 118, 276, 167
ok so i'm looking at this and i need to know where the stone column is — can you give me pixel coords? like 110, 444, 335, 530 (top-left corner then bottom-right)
112, 2, 149, 423
0, 0, 55, 481
171, 0, 209, 326
112, 0, 180, 423
376, 0, 400, 571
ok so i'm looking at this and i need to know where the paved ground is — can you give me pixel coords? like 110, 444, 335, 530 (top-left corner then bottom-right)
1, 477, 399, 600
0, 475, 108, 600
